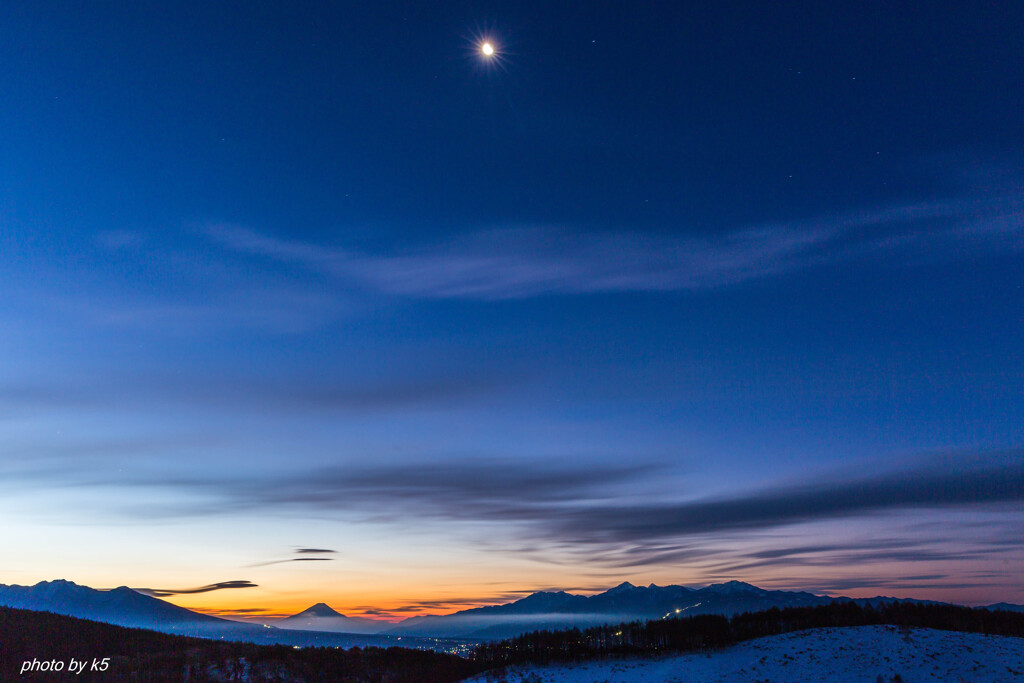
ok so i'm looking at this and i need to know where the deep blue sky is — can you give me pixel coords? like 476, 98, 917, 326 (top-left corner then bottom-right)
1, 1, 1022, 614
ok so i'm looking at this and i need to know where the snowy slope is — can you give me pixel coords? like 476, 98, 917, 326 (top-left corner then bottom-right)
466, 625, 1024, 682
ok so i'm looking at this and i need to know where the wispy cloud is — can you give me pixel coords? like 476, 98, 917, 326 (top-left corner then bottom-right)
706, 539, 1012, 576
248, 547, 338, 567
247, 558, 334, 567
0, 366, 510, 418
209, 459, 657, 521
111, 449, 1024, 575
547, 452, 1024, 546
31, 228, 350, 336
133, 580, 257, 597
208, 189, 1023, 300
183, 450, 1022, 535
376, 594, 530, 612
352, 592, 534, 618
189, 606, 293, 621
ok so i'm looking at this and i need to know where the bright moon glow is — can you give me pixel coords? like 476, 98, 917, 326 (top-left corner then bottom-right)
481, 42, 495, 57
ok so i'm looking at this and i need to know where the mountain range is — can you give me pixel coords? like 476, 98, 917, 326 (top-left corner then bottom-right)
386, 581, 838, 639
0, 580, 448, 650
2, 578, 1020, 642
0, 579, 242, 637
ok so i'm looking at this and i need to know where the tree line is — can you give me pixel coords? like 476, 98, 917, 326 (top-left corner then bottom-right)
470, 601, 1024, 668
0, 605, 482, 682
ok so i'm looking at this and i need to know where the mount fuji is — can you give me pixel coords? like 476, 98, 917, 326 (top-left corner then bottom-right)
273, 602, 386, 634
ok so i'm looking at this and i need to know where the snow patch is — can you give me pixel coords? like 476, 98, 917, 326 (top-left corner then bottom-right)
466, 625, 1024, 682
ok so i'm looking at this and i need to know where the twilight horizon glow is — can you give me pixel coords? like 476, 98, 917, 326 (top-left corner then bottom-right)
1, 2, 1022, 622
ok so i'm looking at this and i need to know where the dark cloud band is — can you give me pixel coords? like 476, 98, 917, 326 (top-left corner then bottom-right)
133, 580, 257, 597
130, 449, 1024, 565
550, 455, 1024, 545
93, 450, 1024, 577
294, 548, 337, 554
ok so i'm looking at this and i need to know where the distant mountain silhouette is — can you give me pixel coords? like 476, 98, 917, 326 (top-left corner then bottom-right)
7, 578, 1020, 644
0, 580, 443, 650
385, 580, 1007, 639
386, 580, 836, 639
0, 580, 248, 637
0, 604, 480, 682
274, 602, 386, 634
986, 602, 1024, 613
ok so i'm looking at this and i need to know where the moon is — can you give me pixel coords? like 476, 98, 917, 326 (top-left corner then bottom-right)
481, 42, 495, 57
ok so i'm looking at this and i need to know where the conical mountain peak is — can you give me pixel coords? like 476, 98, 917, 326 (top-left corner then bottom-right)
295, 602, 345, 618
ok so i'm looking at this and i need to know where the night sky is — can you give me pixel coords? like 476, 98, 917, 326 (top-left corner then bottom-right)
2, 1, 1022, 619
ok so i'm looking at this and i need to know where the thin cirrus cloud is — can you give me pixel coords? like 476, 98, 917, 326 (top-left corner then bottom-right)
103, 459, 657, 526
25, 241, 346, 335
247, 558, 334, 568
132, 580, 258, 597
547, 451, 1024, 546
352, 591, 559, 619
207, 189, 1022, 301
130, 450, 1024, 569
0, 366, 510, 419
212, 460, 657, 518
703, 538, 1017, 577
294, 548, 337, 554
756, 575, 981, 595
248, 547, 338, 567
374, 593, 534, 613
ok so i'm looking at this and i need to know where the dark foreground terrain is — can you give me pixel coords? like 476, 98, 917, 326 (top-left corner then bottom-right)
0, 606, 483, 682
472, 600, 1024, 669
5, 601, 1024, 682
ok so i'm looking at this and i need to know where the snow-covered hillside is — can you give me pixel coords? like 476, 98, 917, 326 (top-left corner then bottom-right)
466, 625, 1024, 682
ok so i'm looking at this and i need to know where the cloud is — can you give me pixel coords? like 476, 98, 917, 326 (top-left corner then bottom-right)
705, 539, 1012, 576
211, 459, 657, 522
114, 449, 1024, 577
46, 237, 348, 335
133, 580, 257, 597
384, 594, 532, 612
546, 451, 1024, 546
189, 606, 294, 621
171, 450, 1024, 539
754, 576, 938, 594
8, 226, 349, 337
247, 558, 334, 567
247, 547, 339, 567
0, 365, 510, 419
350, 592, 539, 618
208, 187, 1023, 300
37, 446, 1023, 581
759, 575, 1000, 595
